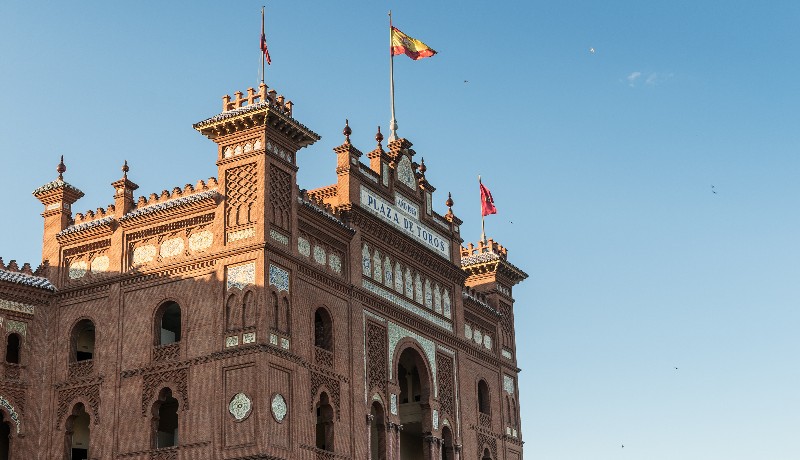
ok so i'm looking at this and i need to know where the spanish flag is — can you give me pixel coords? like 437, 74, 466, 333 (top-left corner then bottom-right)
391, 26, 437, 60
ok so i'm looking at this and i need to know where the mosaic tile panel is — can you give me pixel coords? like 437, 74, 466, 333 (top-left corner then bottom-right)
424, 279, 432, 309
404, 268, 413, 299
503, 375, 515, 395
443, 291, 451, 318
328, 254, 342, 274
269, 265, 289, 293
132, 245, 156, 266
433, 409, 439, 430
372, 251, 382, 283
464, 324, 472, 340
384, 257, 393, 287
298, 237, 311, 256
363, 280, 452, 331
271, 394, 287, 422
0, 397, 20, 433
188, 230, 214, 252
242, 332, 256, 344
313, 245, 326, 265
280, 337, 290, 350
434, 285, 442, 314
68, 261, 88, 279
362, 245, 371, 276
229, 393, 252, 421
226, 336, 239, 347
270, 334, 278, 346
387, 321, 438, 397
0, 300, 34, 315
390, 393, 398, 415
396, 156, 416, 189
91, 255, 109, 273
502, 349, 513, 360
227, 227, 255, 243
160, 237, 185, 258
414, 275, 422, 303
394, 263, 403, 293
483, 334, 492, 350
267, 229, 286, 246
227, 262, 256, 290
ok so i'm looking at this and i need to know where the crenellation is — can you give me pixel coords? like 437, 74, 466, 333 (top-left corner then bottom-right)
135, 178, 217, 209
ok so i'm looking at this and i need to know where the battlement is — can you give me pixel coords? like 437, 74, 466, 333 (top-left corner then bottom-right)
222, 83, 293, 117
461, 238, 508, 260
0, 257, 49, 278
134, 178, 218, 210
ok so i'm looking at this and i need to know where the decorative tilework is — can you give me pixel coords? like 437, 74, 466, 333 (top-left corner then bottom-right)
513, 428, 518, 438
502, 349, 513, 360
329, 254, 342, 274
384, 257, 392, 287
433, 409, 439, 430
313, 246, 326, 265
483, 334, 492, 350
390, 394, 398, 415
425, 192, 432, 215
132, 245, 156, 266
434, 285, 442, 314
227, 227, 255, 243
226, 336, 239, 347
0, 397, 20, 433
404, 268, 413, 298
373, 251, 382, 283
298, 237, 311, 256
270, 334, 278, 346
506, 426, 512, 436
188, 230, 214, 252
464, 324, 472, 340
91, 255, 109, 273
227, 262, 256, 290
424, 279, 432, 309
0, 300, 34, 315
497, 284, 511, 296
443, 290, 451, 319
503, 375, 515, 394
46, 202, 61, 211
271, 394, 287, 422
362, 244, 371, 276
280, 338, 289, 349
382, 163, 389, 187
229, 393, 252, 421
396, 156, 416, 189
473, 329, 483, 345
394, 263, 403, 293
160, 237, 185, 258
270, 229, 289, 246
269, 265, 289, 293
387, 321, 438, 397
414, 274, 422, 303
363, 280, 452, 331
243, 332, 256, 344
68, 261, 88, 279
5, 320, 26, 336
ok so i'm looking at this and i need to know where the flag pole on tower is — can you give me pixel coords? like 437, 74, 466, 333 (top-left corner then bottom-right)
260, 6, 272, 84
388, 10, 398, 142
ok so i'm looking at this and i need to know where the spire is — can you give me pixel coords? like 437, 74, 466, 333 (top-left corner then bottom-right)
343, 119, 352, 144
375, 126, 384, 150
57, 155, 66, 180
445, 192, 454, 218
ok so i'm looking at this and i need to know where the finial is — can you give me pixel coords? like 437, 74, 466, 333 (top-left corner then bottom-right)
419, 157, 427, 175
122, 160, 129, 178
376, 126, 384, 146
446, 192, 454, 208
343, 119, 352, 144
57, 155, 66, 180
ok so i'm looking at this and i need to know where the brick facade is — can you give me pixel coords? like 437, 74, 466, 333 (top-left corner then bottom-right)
0, 82, 527, 459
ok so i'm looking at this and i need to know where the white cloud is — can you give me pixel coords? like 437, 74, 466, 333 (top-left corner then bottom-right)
625, 71, 674, 87
627, 71, 642, 87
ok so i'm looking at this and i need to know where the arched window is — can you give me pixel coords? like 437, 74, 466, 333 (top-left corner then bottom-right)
314, 308, 333, 352
315, 392, 334, 451
441, 425, 454, 460
5, 334, 20, 364
370, 401, 386, 460
478, 380, 491, 415
156, 302, 181, 345
152, 388, 179, 448
271, 292, 279, 331
396, 347, 431, 458
226, 294, 239, 331
72, 319, 95, 362
283, 297, 291, 333
66, 403, 90, 459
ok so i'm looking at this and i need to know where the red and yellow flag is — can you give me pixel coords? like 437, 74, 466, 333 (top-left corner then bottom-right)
391, 26, 437, 60
480, 182, 497, 217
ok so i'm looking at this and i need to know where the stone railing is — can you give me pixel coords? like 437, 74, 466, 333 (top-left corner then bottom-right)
68, 360, 93, 379
153, 342, 181, 362
314, 346, 333, 368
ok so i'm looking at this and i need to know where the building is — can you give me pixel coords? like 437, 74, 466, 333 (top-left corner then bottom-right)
0, 80, 527, 459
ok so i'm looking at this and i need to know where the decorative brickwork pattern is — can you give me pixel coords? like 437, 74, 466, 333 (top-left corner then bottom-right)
310, 370, 340, 419
57, 381, 101, 426
269, 165, 292, 231
476, 430, 498, 460
225, 162, 258, 228
141, 367, 188, 415
68, 360, 93, 379
314, 346, 333, 369
366, 321, 388, 396
436, 353, 455, 420
153, 343, 180, 362
0, 384, 26, 415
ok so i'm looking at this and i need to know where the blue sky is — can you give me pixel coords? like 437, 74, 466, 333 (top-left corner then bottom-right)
1, 1, 799, 458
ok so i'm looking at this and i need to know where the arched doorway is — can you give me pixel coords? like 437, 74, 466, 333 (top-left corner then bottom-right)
315, 392, 334, 451
152, 388, 179, 448
0, 411, 9, 460
65, 403, 90, 460
482, 447, 492, 460
397, 346, 431, 460
370, 401, 386, 460
440, 425, 454, 460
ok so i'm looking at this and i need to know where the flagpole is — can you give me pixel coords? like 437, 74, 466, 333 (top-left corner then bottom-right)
261, 6, 266, 84
479, 175, 486, 243
388, 10, 398, 142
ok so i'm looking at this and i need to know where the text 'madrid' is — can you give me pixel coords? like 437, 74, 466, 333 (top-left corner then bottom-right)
360, 186, 450, 259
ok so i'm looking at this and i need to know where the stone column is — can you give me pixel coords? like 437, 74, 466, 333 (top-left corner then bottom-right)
367, 414, 374, 460
454, 443, 462, 460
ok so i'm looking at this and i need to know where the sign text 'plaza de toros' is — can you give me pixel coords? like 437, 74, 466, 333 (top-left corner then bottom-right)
0, 80, 527, 459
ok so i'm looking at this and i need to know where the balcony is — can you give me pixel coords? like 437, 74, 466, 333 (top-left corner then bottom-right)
68, 360, 93, 379
153, 342, 181, 362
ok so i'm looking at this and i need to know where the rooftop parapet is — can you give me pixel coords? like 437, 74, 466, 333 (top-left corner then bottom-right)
221, 83, 294, 117
461, 238, 508, 260
0, 258, 54, 291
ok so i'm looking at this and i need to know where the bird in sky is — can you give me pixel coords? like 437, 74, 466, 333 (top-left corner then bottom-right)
621, 444, 625, 448
711, 185, 717, 194
589, 47, 595, 54
464, 80, 469, 83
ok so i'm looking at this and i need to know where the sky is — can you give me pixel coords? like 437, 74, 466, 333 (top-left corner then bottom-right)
1, 1, 799, 458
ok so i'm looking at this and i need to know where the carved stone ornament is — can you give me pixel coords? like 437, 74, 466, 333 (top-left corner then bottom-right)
271, 393, 287, 422
229, 392, 252, 421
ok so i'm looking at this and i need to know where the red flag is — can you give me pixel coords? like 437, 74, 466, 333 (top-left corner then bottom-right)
480, 182, 497, 216
261, 14, 271, 65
